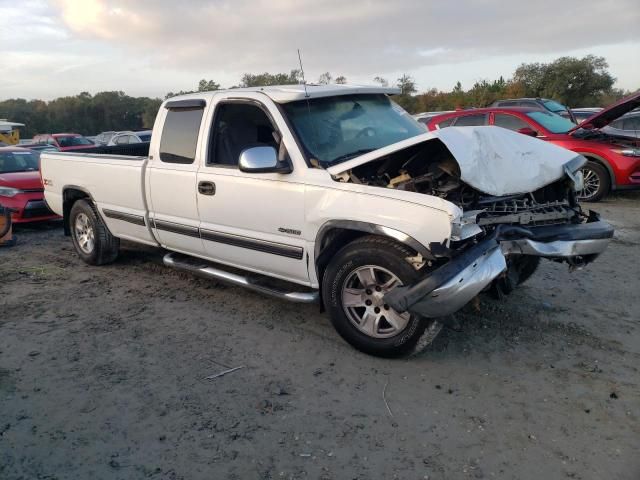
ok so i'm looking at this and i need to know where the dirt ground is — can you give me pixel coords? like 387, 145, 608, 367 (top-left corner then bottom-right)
1, 194, 639, 480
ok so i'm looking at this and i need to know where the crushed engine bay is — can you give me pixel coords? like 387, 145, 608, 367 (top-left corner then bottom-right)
335, 138, 583, 229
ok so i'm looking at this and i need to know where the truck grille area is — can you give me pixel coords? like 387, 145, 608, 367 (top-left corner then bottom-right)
477, 197, 577, 227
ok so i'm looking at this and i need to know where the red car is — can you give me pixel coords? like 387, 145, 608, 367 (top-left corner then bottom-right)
32, 133, 95, 152
0, 146, 60, 223
425, 93, 640, 201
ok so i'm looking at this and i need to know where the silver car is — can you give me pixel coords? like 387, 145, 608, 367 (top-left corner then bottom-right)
601, 112, 640, 139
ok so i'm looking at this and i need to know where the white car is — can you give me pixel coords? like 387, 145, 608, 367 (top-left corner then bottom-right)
107, 130, 152, 146
41, 85, 613, 357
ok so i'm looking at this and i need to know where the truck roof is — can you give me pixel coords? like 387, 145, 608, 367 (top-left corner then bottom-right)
167, 84, 401, 104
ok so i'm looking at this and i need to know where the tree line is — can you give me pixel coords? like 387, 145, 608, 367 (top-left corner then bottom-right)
1, 55, 634, 138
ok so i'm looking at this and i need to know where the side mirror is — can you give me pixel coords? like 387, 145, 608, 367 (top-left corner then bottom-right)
517, 127, 538, 137
239, 146, 291, 174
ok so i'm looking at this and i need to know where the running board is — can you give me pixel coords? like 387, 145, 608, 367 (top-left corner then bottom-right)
163, 252, 319, 304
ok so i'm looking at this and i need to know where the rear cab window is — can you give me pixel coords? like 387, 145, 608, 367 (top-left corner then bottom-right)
159, 106, 205, 164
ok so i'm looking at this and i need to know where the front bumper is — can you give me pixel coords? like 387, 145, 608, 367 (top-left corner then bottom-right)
1, 194, 60, 224
384, 215, 614, 318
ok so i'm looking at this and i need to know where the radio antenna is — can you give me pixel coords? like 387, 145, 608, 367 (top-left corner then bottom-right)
297, 49, 310, 98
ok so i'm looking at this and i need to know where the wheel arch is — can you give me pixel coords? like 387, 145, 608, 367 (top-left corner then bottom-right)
576, 152, 616, 190
62, 186, 94, 236
313, 220, 433, 290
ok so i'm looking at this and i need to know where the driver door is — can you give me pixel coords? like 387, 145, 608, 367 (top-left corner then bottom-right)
196, 95, 310, 285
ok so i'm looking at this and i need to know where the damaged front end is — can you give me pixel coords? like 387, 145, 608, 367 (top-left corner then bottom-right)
329, 127, 614, 320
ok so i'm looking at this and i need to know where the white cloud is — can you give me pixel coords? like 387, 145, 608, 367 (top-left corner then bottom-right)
1, 0, 638, 99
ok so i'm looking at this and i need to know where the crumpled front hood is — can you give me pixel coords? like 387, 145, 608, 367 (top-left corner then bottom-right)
327, 126, 582, 197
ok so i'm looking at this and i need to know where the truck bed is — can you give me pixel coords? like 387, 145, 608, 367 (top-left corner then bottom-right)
41, 151, 157, 245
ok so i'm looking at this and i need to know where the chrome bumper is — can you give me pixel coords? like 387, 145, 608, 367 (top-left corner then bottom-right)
384, 216, 613, 319
500, 237, 611, 257
407, 246, 506, 317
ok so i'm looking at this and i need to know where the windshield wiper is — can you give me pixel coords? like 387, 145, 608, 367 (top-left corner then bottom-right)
328, 148, 377, 166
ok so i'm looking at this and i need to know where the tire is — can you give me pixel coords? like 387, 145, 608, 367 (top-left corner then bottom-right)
69, 199, 119, 265
490, 255, 541, 298
322, 235, 434, 357
515, 256, 540, 285
578, 161, 610, 202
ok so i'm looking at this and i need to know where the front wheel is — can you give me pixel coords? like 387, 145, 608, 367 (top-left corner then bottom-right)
322, 236, 438, 357
69, 199, 120, 265
578, 161, 610, 202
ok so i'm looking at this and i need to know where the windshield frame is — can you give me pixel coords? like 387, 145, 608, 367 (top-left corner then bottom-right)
279, 94, 425, 168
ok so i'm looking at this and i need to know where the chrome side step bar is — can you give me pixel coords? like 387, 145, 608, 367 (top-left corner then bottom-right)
163, 252, 319, 304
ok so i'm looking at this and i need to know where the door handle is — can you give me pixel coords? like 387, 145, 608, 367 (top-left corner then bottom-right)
198, 181, 216, 196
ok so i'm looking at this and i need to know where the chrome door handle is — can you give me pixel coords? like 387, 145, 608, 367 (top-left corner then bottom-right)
198, 181, 216, 196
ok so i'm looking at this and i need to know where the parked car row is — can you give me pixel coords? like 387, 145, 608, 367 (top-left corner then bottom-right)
93, 130, 152, 146
32, 133, 95, 151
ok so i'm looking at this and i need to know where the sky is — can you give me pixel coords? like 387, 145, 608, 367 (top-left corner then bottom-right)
1, 0, 639, 101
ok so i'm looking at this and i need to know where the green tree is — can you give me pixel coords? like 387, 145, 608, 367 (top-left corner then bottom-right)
239, 70, 302, 87
513, 55, 616, 106
335, 76, 347, 84
198, 79, 221, 92
396, 74, 417, 95
373, 76, 389, 87
165, 79, 220, 99
318, 72, 333, 84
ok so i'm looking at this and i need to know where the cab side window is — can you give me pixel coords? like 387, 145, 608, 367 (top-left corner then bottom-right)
208, 103, 278, 167
436, 118, 455, 129
452, 114, 487, 127
160, 107, 205, 164
493, 113, 529, 131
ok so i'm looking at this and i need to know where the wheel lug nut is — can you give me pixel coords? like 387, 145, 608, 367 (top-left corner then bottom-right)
384, 305, 389, 310
374, 307, 381, 314
365, 289, 372, 295
375, 286, 381, 292
365, 300, 372, 306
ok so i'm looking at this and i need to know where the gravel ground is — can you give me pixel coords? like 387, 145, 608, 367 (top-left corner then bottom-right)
1, 194, 639, 480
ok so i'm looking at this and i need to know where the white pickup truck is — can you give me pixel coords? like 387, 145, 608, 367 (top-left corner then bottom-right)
41, 85, 613, 357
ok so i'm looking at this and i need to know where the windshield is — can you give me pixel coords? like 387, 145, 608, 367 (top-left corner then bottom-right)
542, 100, 569, 113
526, 111, 576, 134
0, 151, 39, 173
138, 134, 151, 142
57, 136, 93, 147
281, 94, 424, 166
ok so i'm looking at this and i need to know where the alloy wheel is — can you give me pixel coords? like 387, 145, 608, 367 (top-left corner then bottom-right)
341, 265, 411, 339
578, 167, 600, 201
74, 213, 95, 254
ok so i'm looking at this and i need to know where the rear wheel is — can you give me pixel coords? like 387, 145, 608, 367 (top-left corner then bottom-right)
70, 199, 119, 265
578, 161, 610, 202
322, 236, 439, 357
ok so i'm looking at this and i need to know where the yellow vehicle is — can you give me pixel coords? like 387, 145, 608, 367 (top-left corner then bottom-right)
0, 120, 25, 145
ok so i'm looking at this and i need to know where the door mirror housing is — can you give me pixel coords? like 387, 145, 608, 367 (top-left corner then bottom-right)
239, 146, 291, 174
517, 127, 539, 137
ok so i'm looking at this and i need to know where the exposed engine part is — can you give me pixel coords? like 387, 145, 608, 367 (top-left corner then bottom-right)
405, 253, 429, 270
343, 139, 580, 231
477, 196, 577, 227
